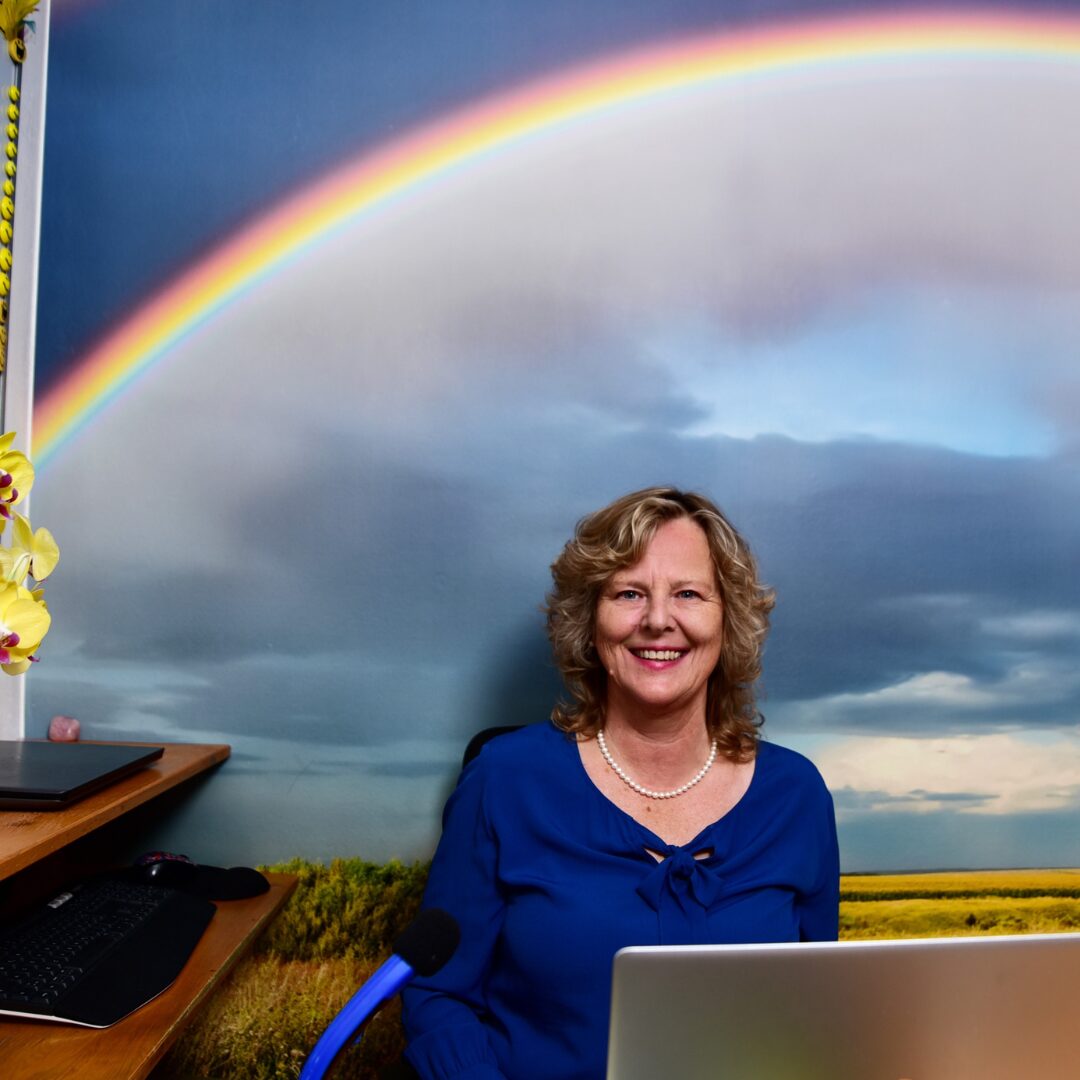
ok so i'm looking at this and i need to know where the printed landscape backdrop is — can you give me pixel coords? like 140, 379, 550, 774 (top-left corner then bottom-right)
25, 0, 1080, 872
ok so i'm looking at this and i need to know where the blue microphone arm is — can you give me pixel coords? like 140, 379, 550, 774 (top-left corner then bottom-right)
299, 907, 460, 1080
298, 954, 413, 1080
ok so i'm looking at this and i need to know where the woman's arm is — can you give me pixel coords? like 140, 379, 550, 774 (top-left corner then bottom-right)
403, 756, 509, 1080
798, 777, 841, 941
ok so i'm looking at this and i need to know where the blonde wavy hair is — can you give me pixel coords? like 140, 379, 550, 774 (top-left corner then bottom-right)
545, 487, 775, 761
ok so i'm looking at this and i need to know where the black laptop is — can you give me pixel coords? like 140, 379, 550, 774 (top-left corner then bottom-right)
0, 741, 165, 810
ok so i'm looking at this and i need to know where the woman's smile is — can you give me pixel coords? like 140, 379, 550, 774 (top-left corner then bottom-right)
627, 647, 688, 666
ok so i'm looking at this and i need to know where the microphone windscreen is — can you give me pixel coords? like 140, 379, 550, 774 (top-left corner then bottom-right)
393, 908, 461, 976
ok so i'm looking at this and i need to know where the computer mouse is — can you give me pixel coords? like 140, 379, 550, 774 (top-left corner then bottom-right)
140, 857, 199, 889
133, 854, 269, 900
196, 864, 270, 901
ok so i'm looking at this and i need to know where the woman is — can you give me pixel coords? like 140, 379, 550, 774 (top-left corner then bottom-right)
403, 488, 839, 1080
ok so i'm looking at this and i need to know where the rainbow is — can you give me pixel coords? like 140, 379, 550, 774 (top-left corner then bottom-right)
33, 8, 1080, 464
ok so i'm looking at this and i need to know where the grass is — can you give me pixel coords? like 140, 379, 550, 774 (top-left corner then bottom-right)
153, 862, 1080, 1079
162, 955, 389, 1080
154, 857, 428, 1080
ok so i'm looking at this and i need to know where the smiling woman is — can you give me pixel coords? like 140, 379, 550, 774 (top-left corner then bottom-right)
401, 488, 839, 1080
547, 488, 773, 759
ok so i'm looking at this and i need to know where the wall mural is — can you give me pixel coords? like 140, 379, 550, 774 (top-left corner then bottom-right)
28, 1, 1080, 872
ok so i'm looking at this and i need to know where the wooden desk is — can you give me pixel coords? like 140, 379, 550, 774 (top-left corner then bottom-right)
0, 743, 298, 1079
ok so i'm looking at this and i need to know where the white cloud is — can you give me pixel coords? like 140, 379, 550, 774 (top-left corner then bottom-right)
832, 670, 996, 710
789, 661, 1080, 731
980, 610, 1080, 641
814, 731, 1080, 816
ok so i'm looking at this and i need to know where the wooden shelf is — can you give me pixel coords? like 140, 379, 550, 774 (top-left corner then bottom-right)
0, 743, 230, 881
0, 872, 298, 1080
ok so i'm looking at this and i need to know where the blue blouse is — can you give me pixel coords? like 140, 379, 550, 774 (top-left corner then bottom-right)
403, 721, 839, 1080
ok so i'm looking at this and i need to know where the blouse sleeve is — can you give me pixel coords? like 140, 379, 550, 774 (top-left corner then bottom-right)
402, 755, 509, 1080
797, 773, 841, 942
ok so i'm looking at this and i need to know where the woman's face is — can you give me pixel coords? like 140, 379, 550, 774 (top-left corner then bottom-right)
594, 516, 724, 723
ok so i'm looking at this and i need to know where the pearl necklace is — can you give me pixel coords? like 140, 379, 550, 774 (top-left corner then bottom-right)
596, 728, 719, 800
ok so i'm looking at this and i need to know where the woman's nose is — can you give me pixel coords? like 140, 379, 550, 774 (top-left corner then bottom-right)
641, 593, 673, 631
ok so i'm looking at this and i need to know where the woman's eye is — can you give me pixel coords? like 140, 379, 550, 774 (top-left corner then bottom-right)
615, 589, 641, 600
676, 590, 701, 600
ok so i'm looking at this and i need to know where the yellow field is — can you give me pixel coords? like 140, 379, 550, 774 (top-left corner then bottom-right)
840, 869, 1080, 940
842, 868, 1080, 894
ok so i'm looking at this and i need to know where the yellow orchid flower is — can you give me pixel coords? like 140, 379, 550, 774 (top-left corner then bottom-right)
0, 430, 33, 521
0, 431, 55, 675
0, 579, 50, 672
2, 512, 59, 583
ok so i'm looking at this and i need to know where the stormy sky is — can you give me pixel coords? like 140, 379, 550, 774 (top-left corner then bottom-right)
26, 1, 1080, 870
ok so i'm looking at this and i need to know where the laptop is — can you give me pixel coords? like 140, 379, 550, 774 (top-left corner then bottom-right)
0, 741, 165, 810
607, 933, 1080, 1080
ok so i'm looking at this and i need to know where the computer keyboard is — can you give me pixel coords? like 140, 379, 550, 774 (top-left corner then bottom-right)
0, 875, 215, 1027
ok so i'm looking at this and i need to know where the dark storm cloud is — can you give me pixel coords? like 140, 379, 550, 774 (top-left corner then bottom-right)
35, 421, 1078, 748
750, 441, 1079, 687
832, 787, 1000, 813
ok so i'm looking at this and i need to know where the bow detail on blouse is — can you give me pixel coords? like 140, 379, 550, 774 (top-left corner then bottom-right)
636, 847, 725, 913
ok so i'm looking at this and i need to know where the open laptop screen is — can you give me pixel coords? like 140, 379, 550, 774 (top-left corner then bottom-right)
608, 933, 1080, 1080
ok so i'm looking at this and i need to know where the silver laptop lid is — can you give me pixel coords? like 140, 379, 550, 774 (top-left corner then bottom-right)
608, 933, 1080, 1080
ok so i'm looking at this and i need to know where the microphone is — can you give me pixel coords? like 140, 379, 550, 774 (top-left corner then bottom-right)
299, 907, 460, 1080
